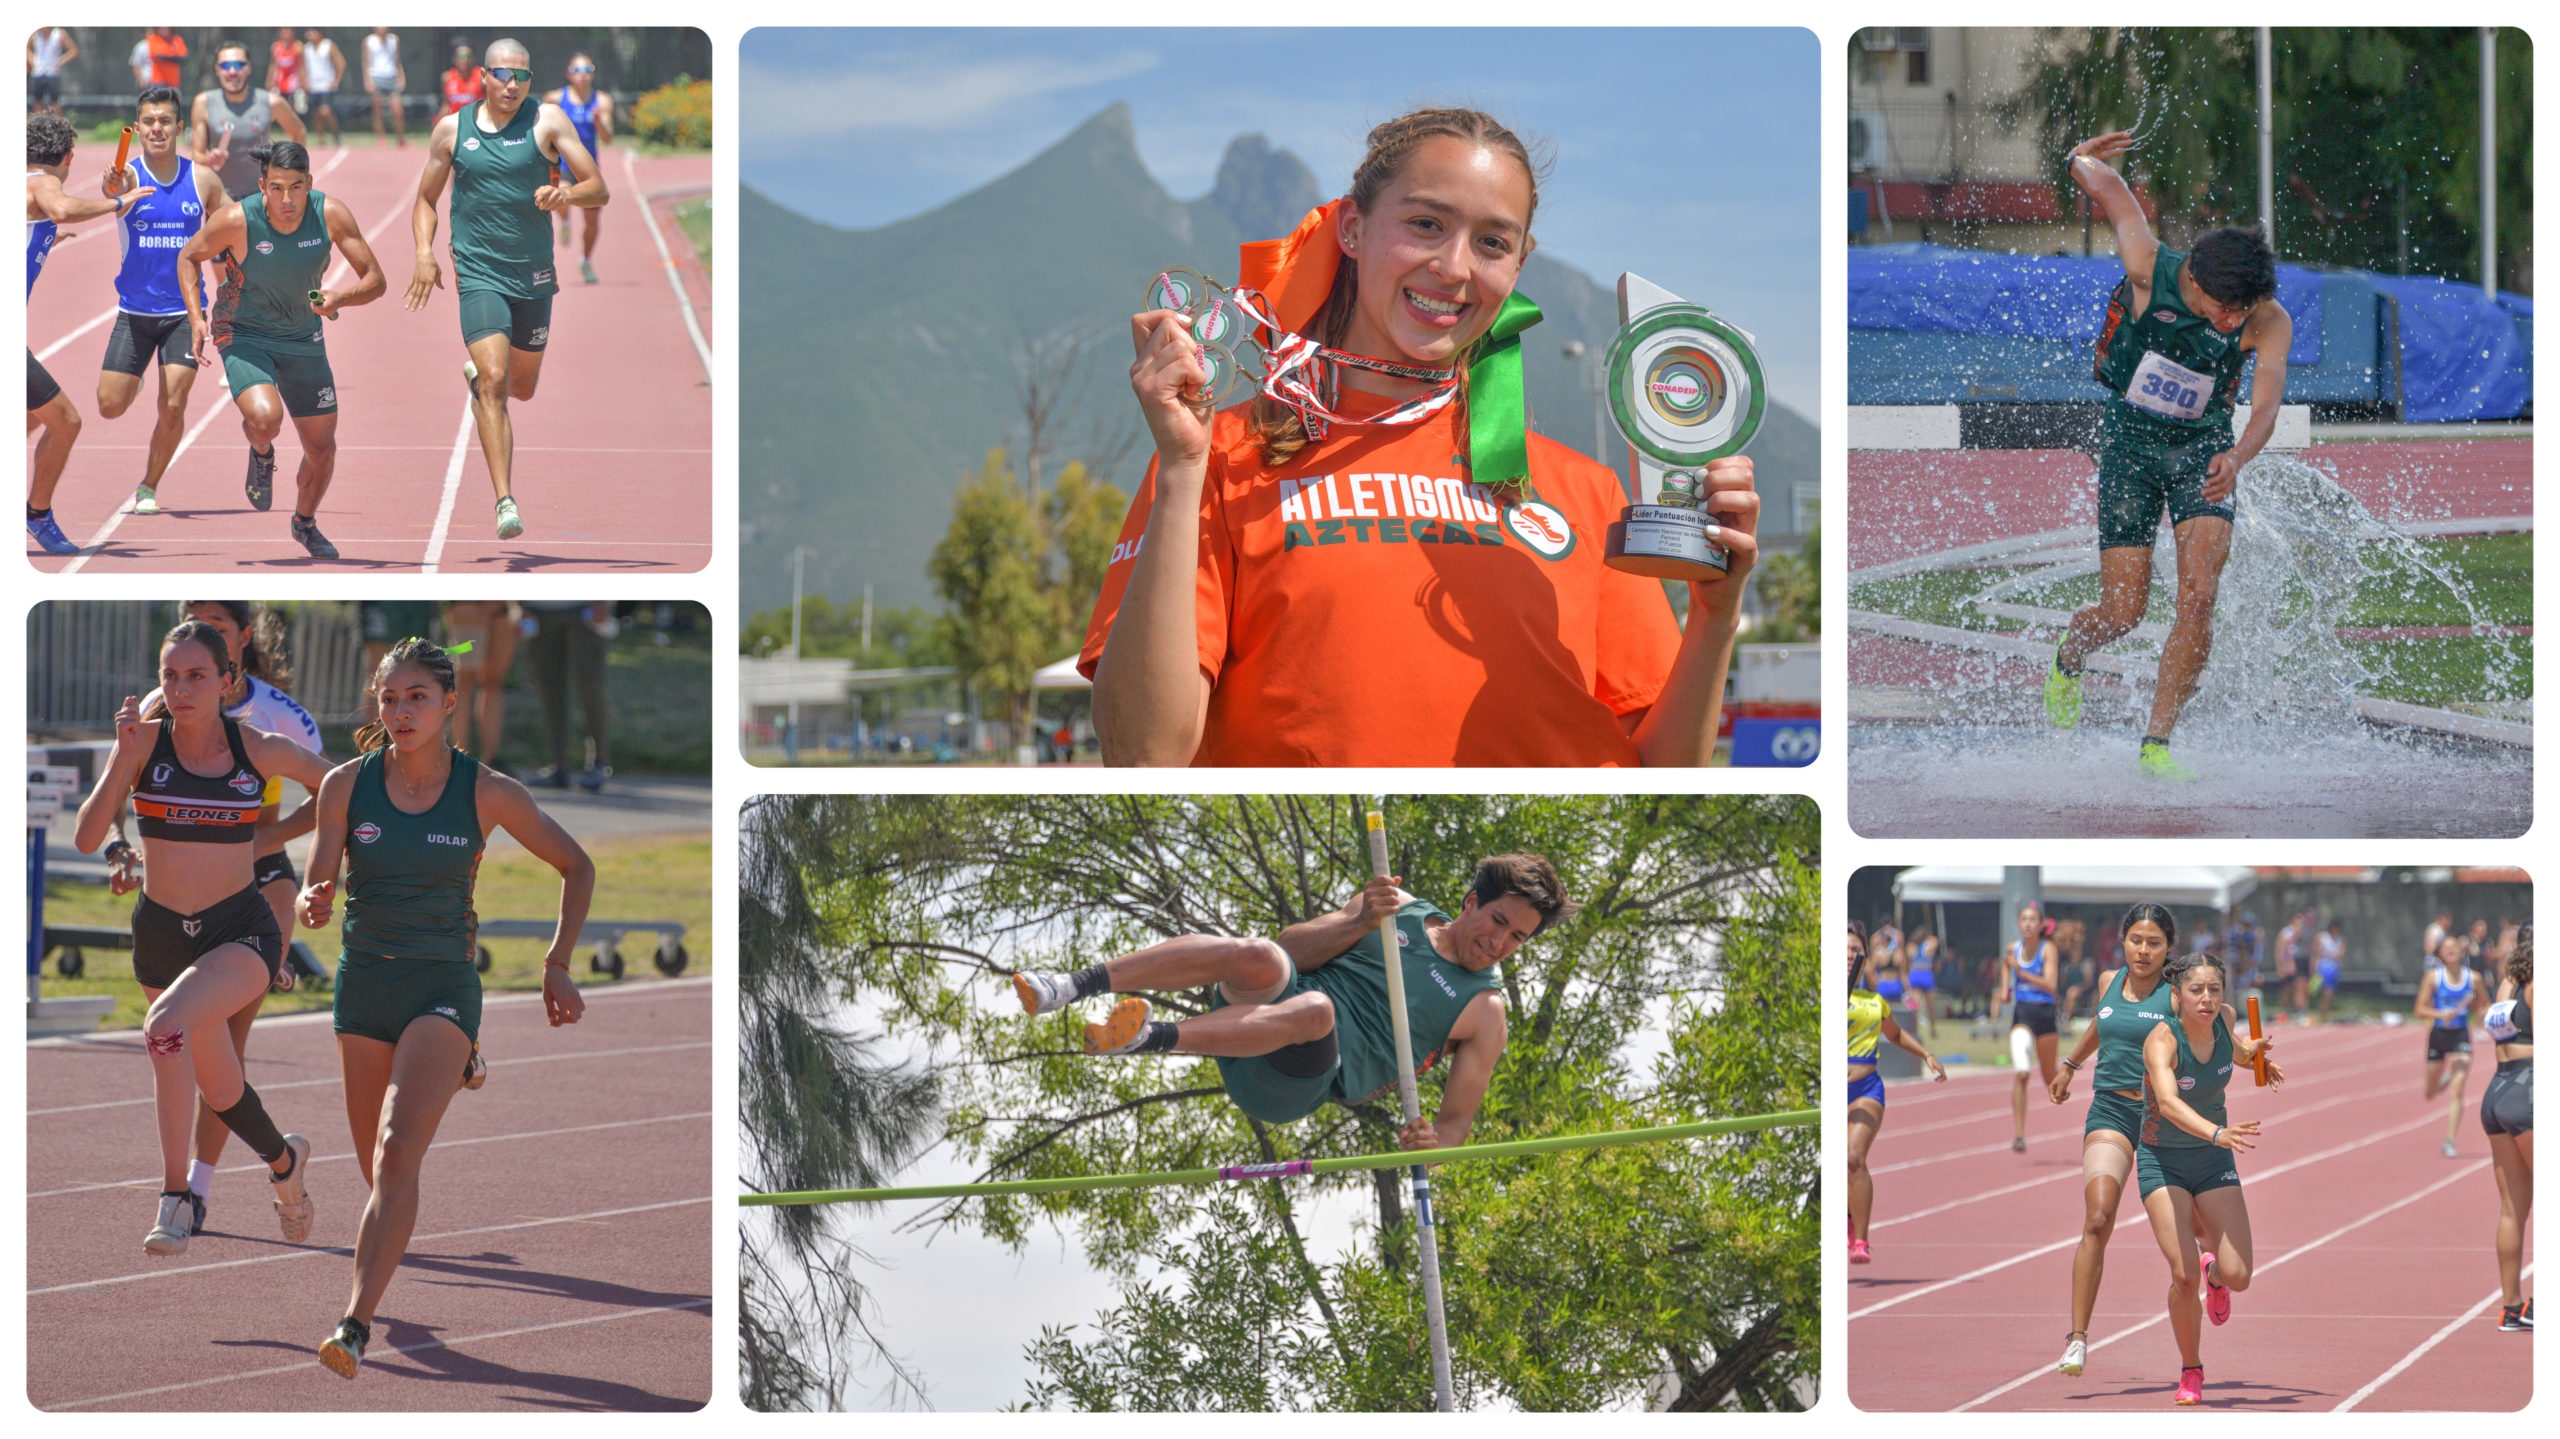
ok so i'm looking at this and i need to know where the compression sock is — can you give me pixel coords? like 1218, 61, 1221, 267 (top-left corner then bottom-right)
1129, 1022, 1181, 1054
27, 505, 47, 522
2142, 735, 2171, 750
212, 1084, 289, 1166
1071, 963, 1113, 1000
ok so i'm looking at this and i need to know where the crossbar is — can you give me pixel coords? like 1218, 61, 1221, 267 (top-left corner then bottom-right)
740, 1108, 1817, 1207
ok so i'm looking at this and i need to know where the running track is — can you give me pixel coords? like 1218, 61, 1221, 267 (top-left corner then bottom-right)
26, 976, 712, 1411
26, 145, 712, 573
1848, 1022, 2532, 1411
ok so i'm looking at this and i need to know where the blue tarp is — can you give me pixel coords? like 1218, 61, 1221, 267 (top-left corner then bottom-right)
1847, 244, 2323, 366
2370, 275, 2535, 423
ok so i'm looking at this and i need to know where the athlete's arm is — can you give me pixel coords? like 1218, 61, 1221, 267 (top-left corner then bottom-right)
2207, 300, 2293, 500
534, 105, 608, 212
480, 770, 595, 1027
296, 761, 357, 929
1881, 1009, 1947, 1081
404, 115, 458, 309
1276, 878, 1409, 973
188, 92, 213, 166
2067, 132, 2157, 291
314, 194, 386, 316
2050, 976, 2114, 1101
2142, 1023, 2257, 1149
73, 703, 155, 856
1627, 455, 1758, 766
271, 90, 308, 144
1093, 315, 1221, 765
28, 171, 142, 227
241, 727, 334, 792
2413, 966, 2440, 1023
177, 201, 245, 366
594, 91, 615, 146
1407, 990, 1509, 1152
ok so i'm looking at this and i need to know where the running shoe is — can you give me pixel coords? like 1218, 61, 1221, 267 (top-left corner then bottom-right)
462, 1042, 487, 1091
2012, 1136, 2027, 1153
2203, 1252, 2231, 1325
2058, 1333, 2088, 1377
2138, 741, 2198, 782
1083, 995, 1155, 1055
27, 509, 78, 555
144, 1189, 199, 1256
527, 764, 573, 789
494, 496, 524, 540
318, 1316, 370, 1379
271, 1132, 315, 1243
2174, 1366, 2204, 1405
2499, 1303, 2531, 1332
1848, 1238, 1872, 1265
2443, 1138, 2459, 1159
575, 764, 609, 792
580, 258, 597, 285
245, 445, 276, 510
130, 486, 162, 516
2044, 659, 2083, 729
291, 513, 339, 560
1014, 970, 1080, 1015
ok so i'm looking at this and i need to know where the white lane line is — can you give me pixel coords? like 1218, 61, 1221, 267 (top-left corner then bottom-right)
1853, 1105, 2456, 1316
421, 395, 478, 572
29, 974, 712, 1047
32, 1109, 711, 1200
2333, 1264, 2533, 1410
31, 152, 348, 362
46, 1297, 712, 1409
627, 149, 712, 382
31, 1041, 712, 1116
1944, 1162, 2490, 1411
29, 1194, 710, 1295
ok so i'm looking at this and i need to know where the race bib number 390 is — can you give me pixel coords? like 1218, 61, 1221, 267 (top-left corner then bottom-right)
2124, 350, 2212, 421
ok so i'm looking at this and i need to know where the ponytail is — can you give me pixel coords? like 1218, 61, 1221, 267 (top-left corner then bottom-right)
352, 637, 460, 753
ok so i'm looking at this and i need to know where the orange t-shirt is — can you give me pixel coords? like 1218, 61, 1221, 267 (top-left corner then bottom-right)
147, 34, 189, 88
1079, 395, 1683, 766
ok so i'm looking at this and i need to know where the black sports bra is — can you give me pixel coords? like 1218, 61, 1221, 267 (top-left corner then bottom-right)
132, 718, 265, 844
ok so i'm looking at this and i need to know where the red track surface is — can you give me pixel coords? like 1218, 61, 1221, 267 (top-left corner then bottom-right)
26, 976, 713, 1411
25, 145, 711, 574
1849, 441, 2532, 570
1847, 1023, 2532, 1411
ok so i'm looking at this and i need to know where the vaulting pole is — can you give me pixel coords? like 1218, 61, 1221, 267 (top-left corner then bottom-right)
1365, 803, 1456, 1411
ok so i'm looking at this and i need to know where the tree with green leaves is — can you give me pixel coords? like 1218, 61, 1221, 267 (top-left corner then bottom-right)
2010, 28, 2530, 286
1749, 524, 1821, 646
778, 793, 1819, 1410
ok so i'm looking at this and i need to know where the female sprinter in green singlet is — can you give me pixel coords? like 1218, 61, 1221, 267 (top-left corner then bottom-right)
1845, 920, 1944, 1266
297, 637, 595, 1378
2136, 952, 2283, 1405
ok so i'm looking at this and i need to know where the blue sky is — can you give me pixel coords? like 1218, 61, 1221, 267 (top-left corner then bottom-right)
740, 28, 1820, 416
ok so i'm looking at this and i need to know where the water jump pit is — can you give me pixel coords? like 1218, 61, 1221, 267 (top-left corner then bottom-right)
1847, 418, 2531, 838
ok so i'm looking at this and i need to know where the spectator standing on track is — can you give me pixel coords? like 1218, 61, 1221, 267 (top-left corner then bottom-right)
300, 637, 593, 1380
2271, 909, 2308, 1020
145, 28, 188, 90
2227, 911, 2261, 1002
70, 620, 331, 1258
100, 85, 226, 519
268, 29, 306, 116
193, 40, 307, 203
2040, 131, 2292, 782
2314, 919, 2345, 1024
406, 39, 607, 542
1905, 924, 1940, 1039
29, 115, 152, 557
130, 32, 154, 91
521, 601, 614, 790
363, 27, 406, 148
444, 600, 522, 764
2419, 932, 2487, 1159
2480, 928, 2532, 1333
301, 30, 344, 146
176, 139, 389, 560
2467, 918, 2494, 966
439, 44, 480, 120
28, 27, 77, 119
550, 52, 613, 283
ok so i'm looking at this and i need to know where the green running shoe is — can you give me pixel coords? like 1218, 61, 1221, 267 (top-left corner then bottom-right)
2044, 660, 2083, 729
2139, 741, 2198, 782
131, 486, 162, 516
494, 496, 524, 540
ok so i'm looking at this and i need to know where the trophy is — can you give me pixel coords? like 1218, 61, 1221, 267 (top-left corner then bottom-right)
1600, 273, 1764, 581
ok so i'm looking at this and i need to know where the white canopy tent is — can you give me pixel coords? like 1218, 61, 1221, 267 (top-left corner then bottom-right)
1892, 866, 2259, 911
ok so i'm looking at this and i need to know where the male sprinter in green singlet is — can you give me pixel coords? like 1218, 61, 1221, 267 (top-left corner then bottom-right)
403, 37, 607, 543
177, 139, 387, 559
1012, 854, 1574, 1152
2043, 131, 2292, 782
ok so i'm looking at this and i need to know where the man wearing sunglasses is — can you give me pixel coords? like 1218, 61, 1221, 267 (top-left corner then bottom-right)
406, 38, 608, 543
192, 41, 306, 203
549, 55, 614, 284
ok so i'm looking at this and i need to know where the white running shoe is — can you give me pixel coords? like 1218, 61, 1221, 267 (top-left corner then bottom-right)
1013, 970, 1081, 1015
271, 1133, 315, 1243
2444, 1138, 2459, 1159
2058, 1333, 2087, 1377
144, 1190, 199, 1256
131, 486, 162, 516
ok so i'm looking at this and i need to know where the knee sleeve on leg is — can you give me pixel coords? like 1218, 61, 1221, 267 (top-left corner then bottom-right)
1268, 1027, 1338, 1080
147, 1027, 186, 1055
212, 1082, 289, 1166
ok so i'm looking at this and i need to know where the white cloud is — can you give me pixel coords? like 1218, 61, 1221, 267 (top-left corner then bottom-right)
740, 49, 1162, 142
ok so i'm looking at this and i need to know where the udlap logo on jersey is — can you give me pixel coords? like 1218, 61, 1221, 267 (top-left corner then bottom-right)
353, 821, 382, 844
1502, 500, 1577, 562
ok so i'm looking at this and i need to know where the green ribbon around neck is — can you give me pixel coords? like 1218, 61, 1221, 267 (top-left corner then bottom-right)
1464, 291, 1543, 491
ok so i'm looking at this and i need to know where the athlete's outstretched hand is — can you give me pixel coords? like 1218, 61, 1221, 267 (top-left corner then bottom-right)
299, 876, 336, 929
404, 252, 444, 310
2213, 1118, 2261, 1153
1130, 307, 1216, 471
542, 963, 585, 1027
2203, 449, 2241, 503
1397, 1115, 1443, 1156
2068, 131, 2135, 185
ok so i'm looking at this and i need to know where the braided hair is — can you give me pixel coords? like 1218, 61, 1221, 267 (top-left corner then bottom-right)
352, 637, 460, 754
139, 621, 241, 722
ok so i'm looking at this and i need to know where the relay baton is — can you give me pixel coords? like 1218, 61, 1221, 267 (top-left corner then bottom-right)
2247, 995, 2268, 1086
113, 125, 134, 174
308, 289, 335, 321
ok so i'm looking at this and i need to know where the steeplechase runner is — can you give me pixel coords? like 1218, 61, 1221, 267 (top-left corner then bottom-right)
406, 37, 609, 542
1845, 919, 1946, 1267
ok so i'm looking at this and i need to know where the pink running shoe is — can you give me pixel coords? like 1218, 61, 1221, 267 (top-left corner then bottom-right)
2203, 1253, 2231, 1326
2174, 1366, 2204, 1405
1848, 1238, 1872, 1265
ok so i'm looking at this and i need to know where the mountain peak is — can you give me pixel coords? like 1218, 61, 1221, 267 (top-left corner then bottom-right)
1205, 134, 1323, 244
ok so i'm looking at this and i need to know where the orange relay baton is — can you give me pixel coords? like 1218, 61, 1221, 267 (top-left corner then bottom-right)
113, 124, 134, 175
2247, 995, 2268, 1086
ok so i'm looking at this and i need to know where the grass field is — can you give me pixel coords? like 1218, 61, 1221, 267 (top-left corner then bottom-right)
34, 832, 711, 1032
675, 198, 711, 273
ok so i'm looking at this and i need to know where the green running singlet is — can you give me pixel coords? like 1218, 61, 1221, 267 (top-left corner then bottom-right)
448, 101, 558, 299
2093, 247, 2247, 445
2090, 966, 2177, 1093
342, 747, 486, 964
1290, 898, 1502, 1109
2140, 1014, 2235, 1149
211, 191, 330, 355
